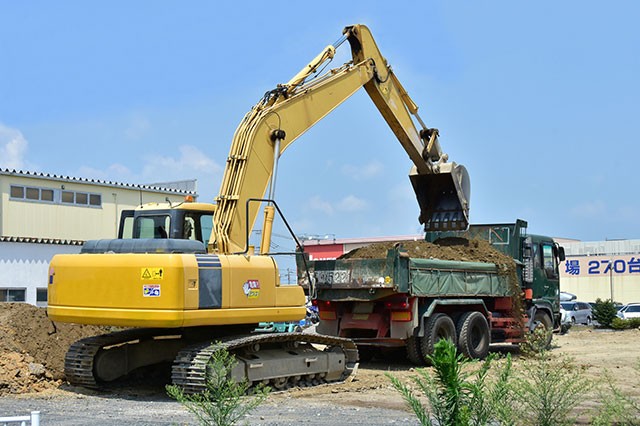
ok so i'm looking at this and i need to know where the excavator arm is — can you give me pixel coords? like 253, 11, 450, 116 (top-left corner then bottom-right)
211, 24, 470, 254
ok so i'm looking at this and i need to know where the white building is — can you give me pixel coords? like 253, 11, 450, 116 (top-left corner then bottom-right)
559, 239, 640, 304
0, 168, 197, 306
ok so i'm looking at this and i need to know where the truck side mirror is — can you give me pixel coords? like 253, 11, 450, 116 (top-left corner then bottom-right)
553, 243, 565, 262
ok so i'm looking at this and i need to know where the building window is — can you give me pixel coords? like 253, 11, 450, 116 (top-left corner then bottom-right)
41, 189, 54, 202
26, 187, 40, 200
61, 190, 101, 207
10, 184, 102, 208
0, 288, 26, 302
36, 288, 48, 307
62, 191, 74, 203
10, 185, 24, 198
76, 192, 88, 205
11, 185, 57, 204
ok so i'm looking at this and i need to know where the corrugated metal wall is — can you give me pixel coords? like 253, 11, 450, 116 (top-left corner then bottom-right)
1, 174, 191, 240
560, 240, 640, 304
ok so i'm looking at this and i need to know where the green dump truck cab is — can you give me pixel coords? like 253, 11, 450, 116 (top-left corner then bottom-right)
298, 220, 564, 364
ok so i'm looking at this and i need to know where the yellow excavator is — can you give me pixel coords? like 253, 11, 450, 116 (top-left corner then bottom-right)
47, 24, 470, 392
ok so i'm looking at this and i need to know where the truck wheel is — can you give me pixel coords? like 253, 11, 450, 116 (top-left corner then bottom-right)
532, 311, 553, 348
456, 311, 490, 359
406, 336, 425, 366
420, 313, 456, 363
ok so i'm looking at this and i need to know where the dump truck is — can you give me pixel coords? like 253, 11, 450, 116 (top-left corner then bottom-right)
298, 220, 565, 363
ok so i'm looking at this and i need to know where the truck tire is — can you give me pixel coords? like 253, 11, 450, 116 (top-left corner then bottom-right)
406, 336, 425, 366
456, 311, 490, 359
420, 313, 456, 363
532, 311, 553, 348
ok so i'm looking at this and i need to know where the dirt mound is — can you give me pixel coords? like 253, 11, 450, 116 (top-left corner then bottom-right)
0, 303, 108, 395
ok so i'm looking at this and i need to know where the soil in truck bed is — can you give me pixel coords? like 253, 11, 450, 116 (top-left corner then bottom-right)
339, 237, 515, 267
339, 237, 523, 317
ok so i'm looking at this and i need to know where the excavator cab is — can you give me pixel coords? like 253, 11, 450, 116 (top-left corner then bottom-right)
410, 162, 470, 231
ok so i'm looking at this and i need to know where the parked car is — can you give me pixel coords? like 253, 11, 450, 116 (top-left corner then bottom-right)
617, 303, 640, 319
560, 301, 593, 325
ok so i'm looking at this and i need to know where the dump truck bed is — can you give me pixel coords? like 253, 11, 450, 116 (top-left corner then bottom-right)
300, 248, 511, 300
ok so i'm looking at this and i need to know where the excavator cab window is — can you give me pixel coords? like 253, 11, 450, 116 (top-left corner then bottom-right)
199, 214, 213, 243
183, 217, 195, 240
133, 215, 171, 239
181, 213, 213, 243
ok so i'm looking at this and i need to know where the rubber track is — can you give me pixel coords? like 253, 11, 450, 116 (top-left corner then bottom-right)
171, 333, 359, 394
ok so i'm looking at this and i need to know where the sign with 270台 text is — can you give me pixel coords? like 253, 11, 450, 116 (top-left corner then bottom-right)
561, 255, 640, 277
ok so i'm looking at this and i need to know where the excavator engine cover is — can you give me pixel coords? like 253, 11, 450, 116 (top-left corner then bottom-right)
410, 163, 470, 231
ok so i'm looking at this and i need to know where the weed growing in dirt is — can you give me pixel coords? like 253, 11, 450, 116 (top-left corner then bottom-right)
388, 329, 595, 426
508, 328, 590, 426
592, 359, 640, 425
386, 339, 514, 426
166, 346, 270, 426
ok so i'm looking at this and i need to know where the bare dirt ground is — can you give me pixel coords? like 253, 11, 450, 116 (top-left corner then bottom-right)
0, 302, 638, 425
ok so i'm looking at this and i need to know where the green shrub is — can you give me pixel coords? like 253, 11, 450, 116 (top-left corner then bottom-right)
611, 316, 640, 330
592, 299, 620, 328
511, 355, 588, 425
386, 339, 515, 426
167, 345, 270, 426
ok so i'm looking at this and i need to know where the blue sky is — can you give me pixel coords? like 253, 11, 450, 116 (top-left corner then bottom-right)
1, 1, 639, 245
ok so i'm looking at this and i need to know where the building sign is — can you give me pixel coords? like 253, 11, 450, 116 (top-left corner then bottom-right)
561, 255, 640, 277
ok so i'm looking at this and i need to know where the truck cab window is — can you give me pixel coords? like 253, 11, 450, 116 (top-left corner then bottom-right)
542, 243, 558, 279
532, 243, 541, 269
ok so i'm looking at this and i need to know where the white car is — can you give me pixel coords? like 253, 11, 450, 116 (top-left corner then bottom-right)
617, 303, 640, 319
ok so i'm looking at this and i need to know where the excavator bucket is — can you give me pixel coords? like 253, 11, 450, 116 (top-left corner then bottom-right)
410, 163, 471, 232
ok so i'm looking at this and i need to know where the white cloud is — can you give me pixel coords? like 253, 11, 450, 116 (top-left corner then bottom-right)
337, 195, 367, 212
388, 181, 416, 203
341, 160, 384, 181
142, 145, 221, 178
307, 195, 334, 215
76, 163, 134, 182
303, 194, 368, 216
124, 114, 151, 141
72, 145, 222, 198
0, 124, 29, 169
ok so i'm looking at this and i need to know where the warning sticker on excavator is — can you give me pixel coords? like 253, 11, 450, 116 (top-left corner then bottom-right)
141, 268, 164, 280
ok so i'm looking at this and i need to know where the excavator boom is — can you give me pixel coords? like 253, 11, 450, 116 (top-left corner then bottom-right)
211, 24, 470, 254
